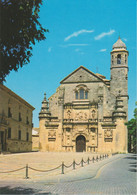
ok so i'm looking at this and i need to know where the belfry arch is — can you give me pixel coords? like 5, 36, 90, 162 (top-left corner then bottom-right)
76, 135, 86, 152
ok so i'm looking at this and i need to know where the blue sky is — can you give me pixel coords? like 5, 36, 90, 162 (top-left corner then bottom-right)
4, 0, 136, 127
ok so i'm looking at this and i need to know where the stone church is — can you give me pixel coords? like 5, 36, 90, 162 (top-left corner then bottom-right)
39, 37, 128, 153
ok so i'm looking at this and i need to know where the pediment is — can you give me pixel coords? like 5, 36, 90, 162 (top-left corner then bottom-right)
60, 66, 104, 84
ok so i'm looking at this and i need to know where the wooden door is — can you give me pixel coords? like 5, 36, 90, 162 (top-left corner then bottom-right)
76, 135, 86, 152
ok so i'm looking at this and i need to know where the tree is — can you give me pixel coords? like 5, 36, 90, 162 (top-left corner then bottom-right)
125, 102, 137, 153
0, 0, 48, 83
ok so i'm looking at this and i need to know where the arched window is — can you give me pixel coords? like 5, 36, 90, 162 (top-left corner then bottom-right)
75, 85, 89, 100
76, 91, 78, 99
85, 91, 88, 99
80, 89, 84, 99
117, 54, 121, 64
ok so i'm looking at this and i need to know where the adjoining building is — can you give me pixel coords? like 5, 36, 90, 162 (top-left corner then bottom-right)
32, 127, 39, 151
39, 37, 128, 153
0, 84, 35, 153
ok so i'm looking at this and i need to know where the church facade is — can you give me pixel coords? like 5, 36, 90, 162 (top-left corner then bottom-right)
39, 37, 128, 153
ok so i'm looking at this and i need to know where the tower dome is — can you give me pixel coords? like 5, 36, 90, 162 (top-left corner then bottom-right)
112, 36, 127, 50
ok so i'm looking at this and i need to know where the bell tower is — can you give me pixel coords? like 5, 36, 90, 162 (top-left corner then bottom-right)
110, 37, 129, 117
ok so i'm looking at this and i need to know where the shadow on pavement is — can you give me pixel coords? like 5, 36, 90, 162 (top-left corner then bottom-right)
128, 168, 137, 172
124, 156, 137, 160
129, 162, 137, 165
0, 186, 51, 194
125, 154, 137, 173
130, 164, 137, 168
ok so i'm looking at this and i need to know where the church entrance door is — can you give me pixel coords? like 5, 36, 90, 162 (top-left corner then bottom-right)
76, 135, 86, 152
0, 131, 5, 151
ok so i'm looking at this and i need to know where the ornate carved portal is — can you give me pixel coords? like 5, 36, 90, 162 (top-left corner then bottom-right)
76, 135, 86, 152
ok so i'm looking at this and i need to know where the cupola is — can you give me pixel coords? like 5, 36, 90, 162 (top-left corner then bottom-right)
112, 36, 127, 50
111, 37, 128, 67
39, 93, 51, 119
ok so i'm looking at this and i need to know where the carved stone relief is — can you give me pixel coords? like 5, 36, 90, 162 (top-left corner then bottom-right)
48, 131, 56, 140
92, 135, 95, 140
75, 111, 88, 121
98, 96, 103, 103
104, 129, 113, 142
67, 110, 71, 119
104, 129, 113, 138
91, 109, 96, 118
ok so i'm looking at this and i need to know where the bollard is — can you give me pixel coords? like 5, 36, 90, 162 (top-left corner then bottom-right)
62, 161, 64, 174
25, 164, 29, 179
81, 158, 83, 167
87, 157, 90, 164
92, 156, 94, 163
73, 160, 75, 170
100, 155, 101, 161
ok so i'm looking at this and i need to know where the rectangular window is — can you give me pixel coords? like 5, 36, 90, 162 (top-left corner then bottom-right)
19, 112, 22, 121
8, 107, 12, 118
18, 130, 21, 140
26, 132, 29, 141
26, 116, 29, 124
8, 128, 11, 139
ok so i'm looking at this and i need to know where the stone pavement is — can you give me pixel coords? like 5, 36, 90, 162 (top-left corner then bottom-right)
0, 152, 103, 180
0, 153, 136, 194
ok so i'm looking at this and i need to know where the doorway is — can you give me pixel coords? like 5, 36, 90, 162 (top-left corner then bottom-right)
76, 135, 86, 152
0, 131, 5, 151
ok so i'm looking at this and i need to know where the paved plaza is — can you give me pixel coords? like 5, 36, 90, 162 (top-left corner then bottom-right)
0, 152, 100, 180
0, 153, 136, 194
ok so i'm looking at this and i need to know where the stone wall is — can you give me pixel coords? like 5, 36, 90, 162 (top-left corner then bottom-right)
0, 84, 34, 153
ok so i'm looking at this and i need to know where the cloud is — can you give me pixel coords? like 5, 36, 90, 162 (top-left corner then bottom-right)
64, 29, 94, 41
48, 47, 52, 52
74, 48, 84, 55
60, 43, 89, 48
68, 43, 89, 46
100, 49, 107, 52
94, 30, 115, 40
123, 38, 127, 42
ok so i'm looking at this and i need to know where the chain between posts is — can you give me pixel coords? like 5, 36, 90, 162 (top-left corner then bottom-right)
0, 154, 109, 178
